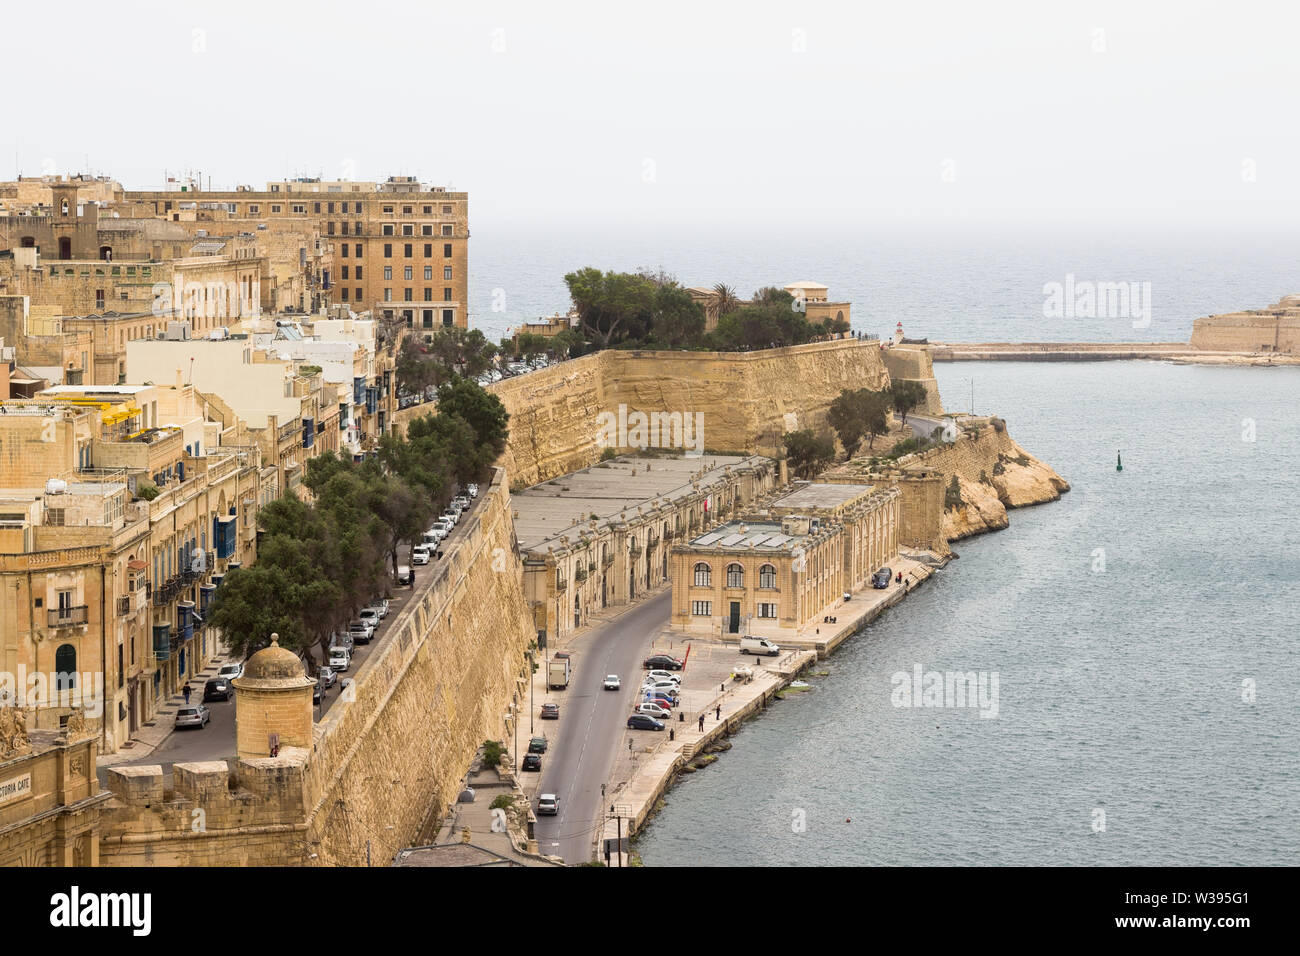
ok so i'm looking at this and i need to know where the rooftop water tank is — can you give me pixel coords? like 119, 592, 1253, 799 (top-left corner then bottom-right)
45, 478, 68, 495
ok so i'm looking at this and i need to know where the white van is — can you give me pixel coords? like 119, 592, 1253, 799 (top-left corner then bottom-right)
740, 636, 780, 657
329, 648, 351, 672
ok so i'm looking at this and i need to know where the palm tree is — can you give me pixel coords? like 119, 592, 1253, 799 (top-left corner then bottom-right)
713, 283, 740, 318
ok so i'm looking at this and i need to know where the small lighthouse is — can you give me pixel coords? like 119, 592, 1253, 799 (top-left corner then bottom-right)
893, 321, 905, 346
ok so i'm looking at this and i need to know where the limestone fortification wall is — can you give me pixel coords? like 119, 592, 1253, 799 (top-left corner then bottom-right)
99, 468, 534, 866
480, 339, 892, 487
1189, 311, 1300, 353
880, 345, 945, 415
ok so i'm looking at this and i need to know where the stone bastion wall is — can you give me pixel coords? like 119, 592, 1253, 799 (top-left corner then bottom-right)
394, 339, 893, 488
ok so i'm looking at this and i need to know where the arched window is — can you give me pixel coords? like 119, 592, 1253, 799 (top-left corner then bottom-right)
55, 644, 77, 690
759, 564, 776, 589
726, 563, 744, 588
693, 562, 711, 587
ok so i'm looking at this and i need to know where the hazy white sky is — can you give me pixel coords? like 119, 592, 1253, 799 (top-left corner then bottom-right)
7, 0, 1299, 236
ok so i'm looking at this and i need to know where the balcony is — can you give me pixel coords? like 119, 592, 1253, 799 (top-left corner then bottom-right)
117, 596, 131, 616
555, 575, 568, 593
47, 606, 88, 628
602, 553, 614, 568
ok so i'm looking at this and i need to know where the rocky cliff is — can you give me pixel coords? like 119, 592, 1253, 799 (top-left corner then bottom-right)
894, 422, 1070, 542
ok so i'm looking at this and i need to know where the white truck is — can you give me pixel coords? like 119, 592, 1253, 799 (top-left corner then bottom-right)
547, 658, 571, 690
740, 636, 780, 656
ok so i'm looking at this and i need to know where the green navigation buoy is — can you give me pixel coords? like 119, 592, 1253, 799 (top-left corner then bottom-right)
1116, 451, 1123, 472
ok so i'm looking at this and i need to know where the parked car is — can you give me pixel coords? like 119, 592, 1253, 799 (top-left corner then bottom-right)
317, 666, 337, 689
603, 675, 621, 691
645, 670, 682, 685
217, 663, 243, 681
642, 696, 675, 711
467, 483, 479, 498
330, 632, 355, 655
411, 545, 431, 565
175, 705, 211, 729
642, 679, 681, 697
873, 567, 892, 589
329, 649, 351, 672
636, 702, 672, 719
348, 621, 375, 644
203, 678, 233, 702
359, 607, 380, 626
396, 564, 414, 586
537, 793, 559, 815
540, 702, 560, 720
452, 495, 471, 510
627, 714, 665, 731
368, 599, 389, 619
644, 654, 684, 671
528, 736, 548, 754
521, 753, 542, 771
313, 680, 324, 704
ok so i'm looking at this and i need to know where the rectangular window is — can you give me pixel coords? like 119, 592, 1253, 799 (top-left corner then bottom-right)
292, 203, 305, 214
327, 221, 335, 235
382, 205, 394, 214
444, 243, 452, 257
423, 205, 433, 214
354, 243, 362, 256
383, 224, 394, 235
758, 603, 777, 619
249, 204, 259, 214
404, 266, 413, 281
423, 310, 434, 328
442, 204, 452, 214
441, 224, 453, 236
442, 309, 454, 326
341, 244, 348, 258
354, 266, 362, 280
314, 202, 321, 213
421, 225, 433, 236
341, 287, 349, 301
402, 224, 413, 236
341, 202, 349, 214
384, 288, 392, 302
384, 266, 393, 280
402, 205, 412, 215
423, 243, 432, 257
692, 601, 712, 616
271, 204, 282, 213
356, 287, 362, 300
423, 288, 432, 301
404, 288, 413, 302
341, 266, 350, 280
341, 221, 349, 235
424, 266, 433, 281
384, 244, 392, 258
443, 288, 452, 301
327, 202, 335, 213
444, 266, 453, 280
404, 244, 413, 257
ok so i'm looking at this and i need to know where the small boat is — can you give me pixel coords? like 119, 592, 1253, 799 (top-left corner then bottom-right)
1116, 451, 1123, 472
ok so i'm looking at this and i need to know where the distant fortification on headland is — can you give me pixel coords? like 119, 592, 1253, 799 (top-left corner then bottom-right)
1190, 295, 1300, 353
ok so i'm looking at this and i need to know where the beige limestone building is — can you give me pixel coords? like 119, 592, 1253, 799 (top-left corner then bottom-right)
0, 385, 261, 753
0, 721, 108, 867
670, 480, 900, 638
512, 454, 781, 645
123, 176, 469, 330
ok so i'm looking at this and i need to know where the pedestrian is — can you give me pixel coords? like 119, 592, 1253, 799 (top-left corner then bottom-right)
698, 714, 705, 732
182, 682, 192, 705
715, 704, 721, 721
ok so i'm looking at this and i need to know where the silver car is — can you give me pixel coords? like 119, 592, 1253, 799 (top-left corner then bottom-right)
175, 705, 211, 729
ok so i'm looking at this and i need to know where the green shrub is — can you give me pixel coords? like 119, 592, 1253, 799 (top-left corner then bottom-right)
489, 794, 514, 810
482, 740, 504, 769
944, 474, 963, 509
600, 448, 618, 461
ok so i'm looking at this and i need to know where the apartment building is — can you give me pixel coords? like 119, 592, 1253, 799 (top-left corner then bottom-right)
0, 389, 260, 753
124, 176, 469, 329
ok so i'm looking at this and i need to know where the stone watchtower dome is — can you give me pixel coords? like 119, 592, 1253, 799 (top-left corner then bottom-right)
231, 634, 315, 759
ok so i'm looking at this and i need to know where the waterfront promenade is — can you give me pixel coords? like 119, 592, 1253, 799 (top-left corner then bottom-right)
929, 342, 1300, 365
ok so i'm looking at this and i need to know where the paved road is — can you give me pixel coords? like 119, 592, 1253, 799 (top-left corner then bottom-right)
533, 588, 674, 864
